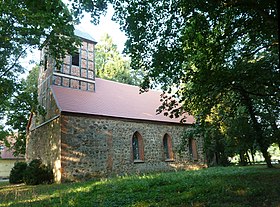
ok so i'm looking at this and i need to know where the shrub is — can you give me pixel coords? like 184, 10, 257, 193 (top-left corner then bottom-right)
9, 162, 28, 184
24, 159, 54, 185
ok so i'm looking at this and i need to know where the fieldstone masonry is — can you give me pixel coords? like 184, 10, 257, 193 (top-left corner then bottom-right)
27, 111, 205, 183
60, 113, 204, 182
26, 117, 62, 182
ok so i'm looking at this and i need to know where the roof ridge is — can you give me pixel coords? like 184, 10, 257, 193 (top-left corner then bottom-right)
95, 78, 162, 93
74, 29, 97, 43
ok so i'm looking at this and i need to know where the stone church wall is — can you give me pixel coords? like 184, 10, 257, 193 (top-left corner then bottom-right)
26, 116, 62, 182
60, 113, 205, 182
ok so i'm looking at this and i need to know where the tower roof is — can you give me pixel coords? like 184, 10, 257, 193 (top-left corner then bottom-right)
74, 29, 97, 43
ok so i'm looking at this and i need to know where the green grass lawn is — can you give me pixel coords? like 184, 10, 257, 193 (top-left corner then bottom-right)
0, 165, 280, 207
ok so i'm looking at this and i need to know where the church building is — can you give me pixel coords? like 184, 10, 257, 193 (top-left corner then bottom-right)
26, 30, 205, 183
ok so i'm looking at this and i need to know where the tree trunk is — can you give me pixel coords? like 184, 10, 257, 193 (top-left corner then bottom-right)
260, 146, 273, 168
246, 151, 252, 165
277, 0, 280, 67
238, 88, 273, 168
250, 148, 255, 164
239, 152, 247, 166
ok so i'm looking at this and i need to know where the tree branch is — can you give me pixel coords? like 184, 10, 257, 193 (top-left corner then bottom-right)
0, 48, 27, 78
232, 83, 277, 98
222, 0, 277, 24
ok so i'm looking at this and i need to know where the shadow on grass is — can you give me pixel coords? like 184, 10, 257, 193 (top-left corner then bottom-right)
1, 166, 280, 207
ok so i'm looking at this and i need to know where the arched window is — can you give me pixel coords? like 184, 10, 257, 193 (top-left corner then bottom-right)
163, 134, 174, 161
132, 131, 144, 162
189, 138, 198, 161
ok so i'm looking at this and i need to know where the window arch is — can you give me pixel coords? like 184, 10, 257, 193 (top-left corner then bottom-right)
189, 138, 198, 161
163, 133, 174, 161
132, 131, 144, 162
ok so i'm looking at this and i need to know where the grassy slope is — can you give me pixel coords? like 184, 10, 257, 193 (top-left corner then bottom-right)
0, 166, 279, 207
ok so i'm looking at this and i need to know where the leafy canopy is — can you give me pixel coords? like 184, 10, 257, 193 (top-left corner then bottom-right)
1, 0, 279, 164
93, 0, 279, 166
95, 33, 143, 85
0, 0, 80, 117
0, 66, 39, 155
0, 0, 108, 154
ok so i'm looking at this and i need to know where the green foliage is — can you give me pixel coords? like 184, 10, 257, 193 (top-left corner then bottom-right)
23, 159, 54, 185
1, 166, 280, 206
0, 78, 16, 120
0, 0, 108, 143
9, 162, 28, 184
9, 159, 53, 185
0, 66, 39, 156
0, 126, 9, 148
0, 1, 83, 109
108, 0, 279, 168
1, 0, 279, 167
182, 124, 231, 167
95, 33, 143, 85
70, 0, 279, 167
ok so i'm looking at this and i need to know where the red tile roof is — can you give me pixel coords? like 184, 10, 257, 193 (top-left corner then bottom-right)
0, 147, 16, 159
0, 143, 24, 160
51, 78, 195, 124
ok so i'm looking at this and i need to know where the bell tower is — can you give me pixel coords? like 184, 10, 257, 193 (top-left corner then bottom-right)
52, 30, 97, 91
37, 29, 97, 117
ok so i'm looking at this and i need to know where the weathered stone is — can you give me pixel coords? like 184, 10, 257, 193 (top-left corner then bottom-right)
58, 114, 205, 182
26, 117, 61, 183
27, 112, 205, 183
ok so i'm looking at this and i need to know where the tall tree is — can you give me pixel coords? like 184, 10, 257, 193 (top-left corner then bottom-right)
1, 0, 279, 165
95, 33, 143, 85
0, 0, 107, 153
61, 1, 279, 167
91, 0, 279, 167
0, 0, 84, 115
0, 66, 39, 156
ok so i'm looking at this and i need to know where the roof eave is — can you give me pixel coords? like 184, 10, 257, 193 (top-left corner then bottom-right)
60, 111, 193, 126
